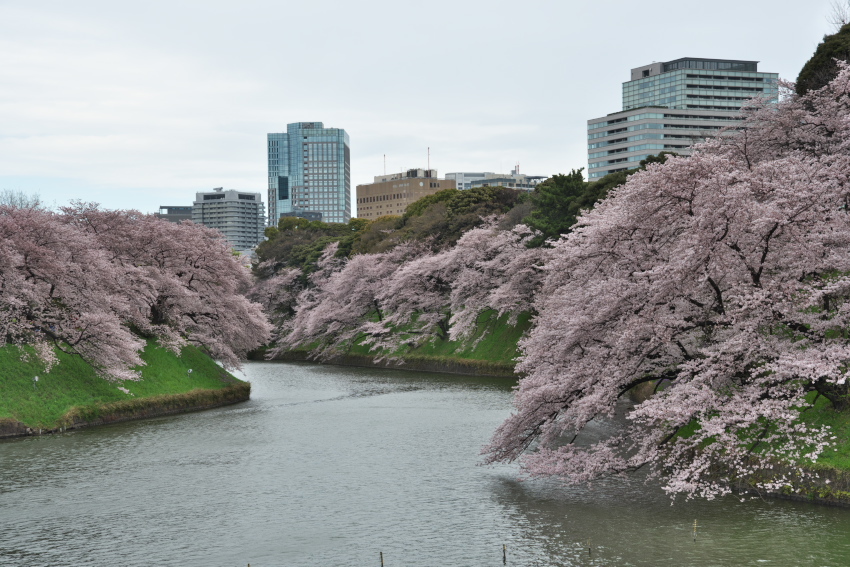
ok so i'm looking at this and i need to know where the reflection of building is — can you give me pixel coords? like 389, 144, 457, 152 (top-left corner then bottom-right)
446, 169, 547, 191
587, 57, 779, 179
356, 169, 455, 220
155, 206, 193, 223
192, 188, 265, 249
267, 122, 351, 225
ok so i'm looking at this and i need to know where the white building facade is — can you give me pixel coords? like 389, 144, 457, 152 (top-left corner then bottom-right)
446, 169, 547, 190
445, 172, 494, 190
192, 188, 265, 249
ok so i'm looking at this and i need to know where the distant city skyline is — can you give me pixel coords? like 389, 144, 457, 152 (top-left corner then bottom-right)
0, 1, 838, 213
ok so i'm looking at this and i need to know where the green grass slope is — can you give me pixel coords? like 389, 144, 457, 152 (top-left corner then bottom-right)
337, 310, 531, 375
0, 340, 243, 429
410, 312, 531, 363
800, 395, 850, 471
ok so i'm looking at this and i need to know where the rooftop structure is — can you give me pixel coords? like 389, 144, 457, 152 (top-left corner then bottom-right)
445, 172, 494, 190
469, 168, 547, 191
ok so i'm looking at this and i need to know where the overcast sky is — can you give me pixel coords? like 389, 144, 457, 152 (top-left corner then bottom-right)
0, 0, 838, 214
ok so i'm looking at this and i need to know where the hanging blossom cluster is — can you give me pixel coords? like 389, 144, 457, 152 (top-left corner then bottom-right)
0, 203, 271, 381
265, 220, 547, 360
483, 64, 850, 499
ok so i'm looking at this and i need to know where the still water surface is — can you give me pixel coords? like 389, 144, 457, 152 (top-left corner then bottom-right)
2, 362, 850, 566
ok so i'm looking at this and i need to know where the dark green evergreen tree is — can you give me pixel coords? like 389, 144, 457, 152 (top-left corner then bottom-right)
524, 169, 593, 245
524, 154, 675, 246
797, 23, 850, 96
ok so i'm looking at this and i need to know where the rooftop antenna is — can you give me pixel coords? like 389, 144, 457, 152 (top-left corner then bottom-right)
384, 154, 386, 175
427, 147, 430, 171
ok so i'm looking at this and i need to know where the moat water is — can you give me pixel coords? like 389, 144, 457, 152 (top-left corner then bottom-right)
2, 362, 850, 566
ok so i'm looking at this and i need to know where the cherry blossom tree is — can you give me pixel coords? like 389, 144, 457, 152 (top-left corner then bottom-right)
0, 203, 270, 379
446, 222, 547, 343
270, 220, 546, 359
0, 206, 145, 380
276, 241, 429, 359
367, 221, 546, 351
485, 66, 850, 499
59, 203, 272, 370
249, 261, 303, 328
371, 246, 455, 348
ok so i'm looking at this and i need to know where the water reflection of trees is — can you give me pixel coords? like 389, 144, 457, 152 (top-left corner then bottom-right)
487, 471, 850, 566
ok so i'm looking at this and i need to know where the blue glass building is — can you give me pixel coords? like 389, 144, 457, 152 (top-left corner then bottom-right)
267, 122, 351, 225
587, 58, 778, 179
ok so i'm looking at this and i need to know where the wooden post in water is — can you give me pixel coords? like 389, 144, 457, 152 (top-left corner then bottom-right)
693, 519, 698, 542
380, 551, 384, 566
502, 543, 506, 565
588, 539, 592, 557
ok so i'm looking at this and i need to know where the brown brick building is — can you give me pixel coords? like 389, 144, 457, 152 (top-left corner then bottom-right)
355, 169, 456, 220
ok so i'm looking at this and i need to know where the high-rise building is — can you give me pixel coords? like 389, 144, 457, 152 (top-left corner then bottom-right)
356, 169, 455, 220
587, 57, 778, 179
267, 122, 351, 225
192, 188, 265, 250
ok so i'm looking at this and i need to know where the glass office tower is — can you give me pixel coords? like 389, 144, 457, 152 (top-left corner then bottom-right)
587, 58, 778, 179
267, 122, 351, 225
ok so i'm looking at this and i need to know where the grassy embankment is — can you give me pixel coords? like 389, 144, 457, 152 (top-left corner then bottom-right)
0, 340, 247, 431
398, 311, 531, 365
653, 385, 850, 502
784, 395, 850, 501
274, 310, 533, 377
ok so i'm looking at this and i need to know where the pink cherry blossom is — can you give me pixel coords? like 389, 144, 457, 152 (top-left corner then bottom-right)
484, 63, 850, 499
0, 203, 270, 380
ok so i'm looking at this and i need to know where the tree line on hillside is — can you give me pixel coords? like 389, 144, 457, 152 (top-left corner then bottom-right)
0, 202, 270, 381
254, 155, 672, 277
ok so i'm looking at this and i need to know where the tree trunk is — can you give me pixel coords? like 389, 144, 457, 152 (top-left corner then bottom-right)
815, 379, 850, 411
